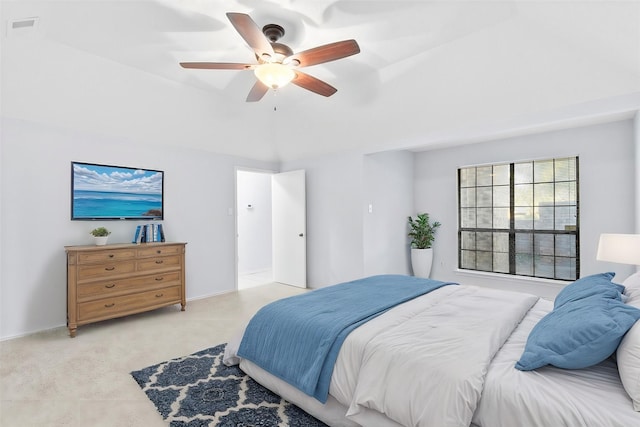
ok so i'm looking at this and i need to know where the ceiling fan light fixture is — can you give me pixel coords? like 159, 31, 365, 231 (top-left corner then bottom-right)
254, 63, 295, 89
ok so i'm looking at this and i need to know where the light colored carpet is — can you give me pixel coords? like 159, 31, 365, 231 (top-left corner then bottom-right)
0, 282, 307, 427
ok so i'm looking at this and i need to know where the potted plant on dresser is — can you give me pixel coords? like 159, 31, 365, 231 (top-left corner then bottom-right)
408, 213, 441, 278
90, 227, 111, 246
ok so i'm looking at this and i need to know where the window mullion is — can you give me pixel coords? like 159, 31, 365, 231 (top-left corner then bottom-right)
509, 163, 515, 275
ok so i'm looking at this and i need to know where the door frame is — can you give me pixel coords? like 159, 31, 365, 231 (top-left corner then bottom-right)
234, 166, 276, 290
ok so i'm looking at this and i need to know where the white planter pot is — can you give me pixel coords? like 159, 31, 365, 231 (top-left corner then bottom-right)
94, 236, 109, 246
411, 248, 433, 278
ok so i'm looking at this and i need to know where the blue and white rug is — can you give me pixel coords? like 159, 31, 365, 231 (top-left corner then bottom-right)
131, 343, 328, 427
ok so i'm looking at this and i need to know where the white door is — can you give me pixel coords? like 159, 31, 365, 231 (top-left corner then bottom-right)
272, 170, 307, 288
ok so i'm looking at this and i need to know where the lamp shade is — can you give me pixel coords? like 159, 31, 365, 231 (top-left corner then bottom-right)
254, 63, 295, 89
596, 234, 640, 265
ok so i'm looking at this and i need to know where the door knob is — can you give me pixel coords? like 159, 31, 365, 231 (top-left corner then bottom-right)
299, 233, 304, 237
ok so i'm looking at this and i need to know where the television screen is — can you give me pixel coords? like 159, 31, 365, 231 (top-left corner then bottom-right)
71, 161, 164, 220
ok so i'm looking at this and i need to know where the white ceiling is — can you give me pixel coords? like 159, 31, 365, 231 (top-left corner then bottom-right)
1, 0, 639, 162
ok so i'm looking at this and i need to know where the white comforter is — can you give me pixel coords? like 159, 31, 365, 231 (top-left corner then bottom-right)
333, 285, 538, 427
226, 284, 539, 427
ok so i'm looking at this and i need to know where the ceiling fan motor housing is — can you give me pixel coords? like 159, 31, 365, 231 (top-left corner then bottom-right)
263, 24, 285, 42
260, 24, 293, 62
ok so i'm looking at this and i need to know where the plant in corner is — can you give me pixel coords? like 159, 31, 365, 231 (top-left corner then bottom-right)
90, 227, 111, 246
408, 213, 441, 249
408, 213, 441, 278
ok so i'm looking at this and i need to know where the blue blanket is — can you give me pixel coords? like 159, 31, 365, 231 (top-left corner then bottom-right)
237, 274, 455, 402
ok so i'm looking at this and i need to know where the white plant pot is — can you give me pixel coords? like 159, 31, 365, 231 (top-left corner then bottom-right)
94, 236, 109, 246
411, 248, 433, 278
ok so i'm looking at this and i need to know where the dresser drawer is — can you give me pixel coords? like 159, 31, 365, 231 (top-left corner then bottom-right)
77, 249, 137, 264
138, 245, 182, 258
77, 272, 181, 301
137, 255, 181, 272
77, 261, 136, 281
78, 285, 181, 322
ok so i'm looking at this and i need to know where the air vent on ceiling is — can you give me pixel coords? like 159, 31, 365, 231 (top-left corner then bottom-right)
7, 17, 39, 37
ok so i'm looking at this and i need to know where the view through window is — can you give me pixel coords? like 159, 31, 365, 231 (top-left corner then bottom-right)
458, 157, 579, 280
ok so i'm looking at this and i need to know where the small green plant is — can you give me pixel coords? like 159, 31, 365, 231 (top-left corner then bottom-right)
408, 213, 441, 249
90, 227, 111, 237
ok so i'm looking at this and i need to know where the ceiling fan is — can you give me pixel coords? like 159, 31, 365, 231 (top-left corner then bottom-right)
180, 12, 361, 102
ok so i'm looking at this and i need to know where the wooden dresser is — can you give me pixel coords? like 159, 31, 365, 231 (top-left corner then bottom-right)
65, 242, 186, 337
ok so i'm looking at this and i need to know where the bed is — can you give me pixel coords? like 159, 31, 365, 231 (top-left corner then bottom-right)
224, 274, 640, 427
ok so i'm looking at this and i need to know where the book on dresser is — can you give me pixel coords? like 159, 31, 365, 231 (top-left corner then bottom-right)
64, 242, 187, 337
132, 223, 165, 243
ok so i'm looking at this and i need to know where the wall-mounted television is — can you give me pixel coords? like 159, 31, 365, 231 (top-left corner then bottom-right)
71, 161, 164, 220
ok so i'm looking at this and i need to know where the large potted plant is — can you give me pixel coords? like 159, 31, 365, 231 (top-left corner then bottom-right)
408, 213, 441, 278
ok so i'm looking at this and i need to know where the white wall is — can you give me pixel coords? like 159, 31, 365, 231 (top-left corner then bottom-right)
282, 152, 365, 286
282, 150, 415, 287
414, 119, 636, 299
0, 114, 3, 333
636, 111, 640, 235
3, 115, 637, 338
236, 169, 273, 275
363, 150, 414, 276
0, 118, 415, 337
0, 117, 276, 340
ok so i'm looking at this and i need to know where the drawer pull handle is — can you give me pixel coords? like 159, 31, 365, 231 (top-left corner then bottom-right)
155, 293, 163, 298
155, 260, 163, 264
104, 303, 115, 308
105, 284, 116, 289
155, 277, 164, 281
157, 250, 162, 254
108, 254, 114, 258
105, 267, 115, 271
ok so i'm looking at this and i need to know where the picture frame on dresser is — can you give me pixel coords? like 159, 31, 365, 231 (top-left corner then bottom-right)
65, 242, 187, 337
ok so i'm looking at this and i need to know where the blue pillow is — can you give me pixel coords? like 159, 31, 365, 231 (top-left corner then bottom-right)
516, 297, 640, 371
554, 272, 624, 309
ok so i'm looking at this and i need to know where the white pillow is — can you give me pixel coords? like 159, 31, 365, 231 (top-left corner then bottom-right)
617, 273, 640, 411
623, 272, 640, 302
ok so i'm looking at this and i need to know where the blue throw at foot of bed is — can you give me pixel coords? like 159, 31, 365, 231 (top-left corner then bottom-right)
237, 274, 456, 402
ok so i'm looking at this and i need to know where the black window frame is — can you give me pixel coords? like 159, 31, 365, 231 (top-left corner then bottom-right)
458, 157, 580, 280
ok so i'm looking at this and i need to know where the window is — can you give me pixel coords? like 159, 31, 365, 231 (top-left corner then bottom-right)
458, 157, 579, 280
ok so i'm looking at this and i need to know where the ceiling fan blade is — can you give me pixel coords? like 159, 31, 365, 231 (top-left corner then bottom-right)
286, 39, 360, 67
246, 80, 270, 102
291, 71, 337, 97
180, 62, 255, 70
226, 12, 275, 59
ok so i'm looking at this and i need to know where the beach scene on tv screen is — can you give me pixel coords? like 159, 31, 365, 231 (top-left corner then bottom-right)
73, 163, 163, 219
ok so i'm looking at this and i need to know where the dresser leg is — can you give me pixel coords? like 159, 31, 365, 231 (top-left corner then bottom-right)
181, 302, 186, 311
69, 327, 77, 338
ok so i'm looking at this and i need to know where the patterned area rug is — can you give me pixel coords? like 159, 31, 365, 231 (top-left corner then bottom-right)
131, 343, 328, 427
